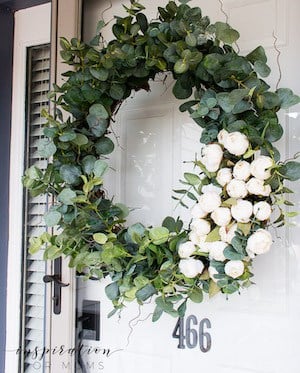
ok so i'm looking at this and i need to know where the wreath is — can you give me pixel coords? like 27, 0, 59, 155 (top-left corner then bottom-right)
23, 0, 300, 321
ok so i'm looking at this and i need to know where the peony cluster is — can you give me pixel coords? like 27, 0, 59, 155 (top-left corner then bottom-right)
178, 129, 274, 282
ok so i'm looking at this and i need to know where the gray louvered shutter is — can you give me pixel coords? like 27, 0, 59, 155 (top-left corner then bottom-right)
21, 44, 50, 373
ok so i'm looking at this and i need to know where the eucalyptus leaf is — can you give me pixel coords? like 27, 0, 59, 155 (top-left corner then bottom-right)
89, 103, 109, 119
136, 284, 157, 301
95, 137, 115, 155
82, 155, 96, 174
44, 210, 61, 227
149, 227, 169, 245
105, 282, 119, 301
37, 139, 57, 158
57, 188, 76, 205
60, 164, 81, 185
184, 172, 201, 185
279, 161, 300, 181
93, 233, 108, 244
94, 159, 108, 177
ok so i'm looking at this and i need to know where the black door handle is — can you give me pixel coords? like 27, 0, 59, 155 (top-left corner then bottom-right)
43, 257, 69, 314
43, 274, 69, 287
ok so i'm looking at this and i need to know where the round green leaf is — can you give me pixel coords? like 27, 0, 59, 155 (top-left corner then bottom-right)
57, 188, 76, 205
37, 139, 57, 158
72, 134, 89, 146
174, 59, 189, 74
59, 164, 81, 185
149, 227, 169, 245
93, 159, 108, 177
44, 210, 61, 227
89, 103, 109, 119
82, 155, 96, 174
93, 233, 108, 244
95, 137, 115, 155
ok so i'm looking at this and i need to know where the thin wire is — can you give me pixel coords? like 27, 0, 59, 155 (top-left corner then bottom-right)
272, 30, 282, 90
217, 0, 229, 23
101, 0, 113, 24
217, 0, 240, 53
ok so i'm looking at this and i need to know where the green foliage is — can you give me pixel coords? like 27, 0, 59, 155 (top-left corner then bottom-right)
23, 0, 300, 321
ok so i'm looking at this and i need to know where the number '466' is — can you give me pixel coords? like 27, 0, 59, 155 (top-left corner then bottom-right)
172, 315, 211, 351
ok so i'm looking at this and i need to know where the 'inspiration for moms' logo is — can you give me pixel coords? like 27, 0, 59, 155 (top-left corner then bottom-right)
15, 343, 123, 371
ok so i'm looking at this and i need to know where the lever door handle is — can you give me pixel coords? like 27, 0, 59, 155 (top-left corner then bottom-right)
43, 274, 69, 287
43, 257, 68, 314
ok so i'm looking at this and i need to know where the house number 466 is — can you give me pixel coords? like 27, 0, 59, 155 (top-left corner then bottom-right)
172, 316, 212, 351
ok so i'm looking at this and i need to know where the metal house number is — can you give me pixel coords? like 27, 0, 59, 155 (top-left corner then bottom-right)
172, 316, 212, 351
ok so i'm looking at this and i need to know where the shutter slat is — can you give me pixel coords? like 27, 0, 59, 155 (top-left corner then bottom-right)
22, 44, 50, 372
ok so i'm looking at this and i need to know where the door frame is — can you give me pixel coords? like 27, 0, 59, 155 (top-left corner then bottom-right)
5, 4, 51, 372
5, 1, 82, 372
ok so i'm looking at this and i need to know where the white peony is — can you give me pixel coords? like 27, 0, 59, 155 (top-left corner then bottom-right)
253, 201, 272, 221
209, 241, 227, 262
202, 184, 222, 195
233, 160, 251, 181
231, 199, 253, 223
198, 191, 221, 213
189, 231, 207, 248
246, 229, 272, 256
198, 241, 211, 253
216, 167, 232, 186
191, 203, 208, 219
226, 179, 248, 199
223, 131, 249, 156
211, 207, 231, 226
219, 223, 238, 243
217, 129, 229, 145
179, 258, 204, 278
190, 218, 211, 235
250, 156, 273, 180
246, 177, 271, 197
225, 260, 245, 278
208, 266, 219, 281
178, 241, 196, 258
201, 144, 223, 172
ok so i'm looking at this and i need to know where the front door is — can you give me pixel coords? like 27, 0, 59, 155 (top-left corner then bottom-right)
73, 1, 300, 372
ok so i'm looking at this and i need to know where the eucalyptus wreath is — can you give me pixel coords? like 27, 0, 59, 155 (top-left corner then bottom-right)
23, 0, 300, 321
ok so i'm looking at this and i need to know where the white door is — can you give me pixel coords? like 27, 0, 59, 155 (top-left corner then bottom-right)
75, 0, 300, 372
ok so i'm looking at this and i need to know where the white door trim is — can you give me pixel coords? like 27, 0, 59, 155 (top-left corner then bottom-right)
5, 4, 51, 372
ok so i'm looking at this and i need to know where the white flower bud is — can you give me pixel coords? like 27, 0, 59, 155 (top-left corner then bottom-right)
216, 168, 232, 186
246, 229, 272, 255
202, 144, 223, 172
231, 199, 253, 223
211, 207, 231, 226
225, 260, 244, 279
219, 223, 238, 243
250, 156, 273, 180
209, 241, 227, 262
202, 184, 222, 195
198, 192, 221, 213
246, 177, 271, 196
226, 179, 248, 199
217, 129, 229, 145
179, 258, 204, 278
233, 160, 251, 181
190, 219, 211, 235
189, 232, 207, 248
178, 241, 196, 258
223, 131, 249, 156
253, 201, 272, 221
191, 203, 208, 219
